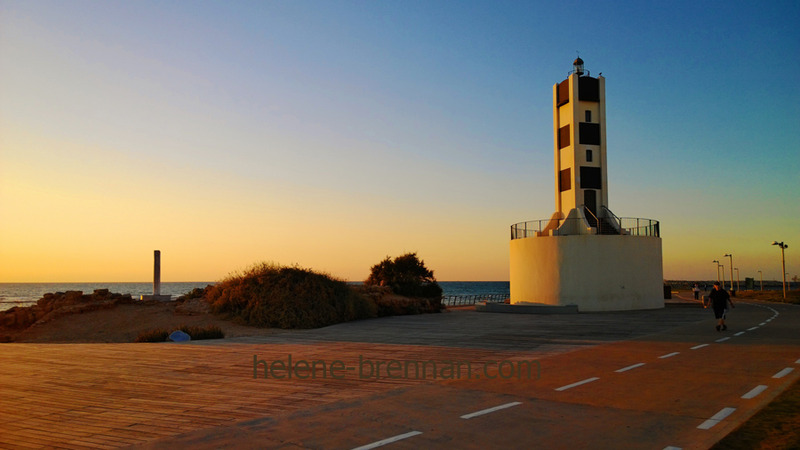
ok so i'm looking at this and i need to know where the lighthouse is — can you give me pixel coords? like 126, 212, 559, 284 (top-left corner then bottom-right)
554, 57, 608, 224
508, 58, 664, 311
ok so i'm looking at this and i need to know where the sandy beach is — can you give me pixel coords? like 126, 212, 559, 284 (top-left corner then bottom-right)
3, 297, 283, 343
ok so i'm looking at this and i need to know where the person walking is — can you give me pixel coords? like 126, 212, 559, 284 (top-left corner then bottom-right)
693, 284, 701, 300
708, 281, 734, 331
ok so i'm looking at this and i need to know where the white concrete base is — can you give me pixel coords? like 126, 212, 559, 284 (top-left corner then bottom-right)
510, 234, 664, 311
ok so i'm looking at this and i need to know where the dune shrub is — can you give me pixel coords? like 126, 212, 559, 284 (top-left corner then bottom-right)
177, 286, 212, 302
365, 253, 443, 299
179, 325, 225, 340
205, 262, 376, 329
134, 329, 169, 343
134, 325, 225, 342
352, 285, 442, 316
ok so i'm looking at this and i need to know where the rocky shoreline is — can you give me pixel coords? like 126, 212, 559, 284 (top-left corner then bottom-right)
0, 289, 215, 343
1, 289, 135, 341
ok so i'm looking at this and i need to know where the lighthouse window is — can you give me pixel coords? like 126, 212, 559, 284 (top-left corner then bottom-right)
579, 122, 600, 145
558, 125, 570, 149
557, 80, 570, 106
578, 77, 599, 101
559, 168, 571, 192
586, 149, 593, 162
585, 110, 591, 122
580, 166, 602, 189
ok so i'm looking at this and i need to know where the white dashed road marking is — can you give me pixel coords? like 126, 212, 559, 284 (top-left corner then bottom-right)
615, 363, 645, 373
734, 332, 745, 336
461, 402, 522, 419
352, 431, 423, 450
773, 368, 794, 379
747, 327, 758, 331
741, 385, 768, 399
715, 337, 730, 343
555, 377, 600, 391
697, 407, 736, 430
690, 344, 709, 350
659, 352, 680, 359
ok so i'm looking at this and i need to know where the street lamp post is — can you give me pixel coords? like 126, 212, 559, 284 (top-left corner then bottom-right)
713, 260, 721, 284
758, 270, 763, 291
734, 268, 740, 292
772, 241, 788, 299
720, 264, 725, 290
724, 253, 734, 293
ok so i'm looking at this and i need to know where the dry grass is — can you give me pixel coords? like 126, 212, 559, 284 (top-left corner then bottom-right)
734, 289, 800, 304
134, 329, 170, 343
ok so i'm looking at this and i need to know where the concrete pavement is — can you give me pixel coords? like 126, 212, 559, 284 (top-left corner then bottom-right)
1, 300, 797, 449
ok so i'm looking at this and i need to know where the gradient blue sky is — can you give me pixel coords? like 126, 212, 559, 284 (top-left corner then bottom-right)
1, 1, 798, 282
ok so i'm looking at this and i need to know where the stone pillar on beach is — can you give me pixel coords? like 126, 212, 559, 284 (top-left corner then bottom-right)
141, 250, 171, 301
153, 250, 161, 296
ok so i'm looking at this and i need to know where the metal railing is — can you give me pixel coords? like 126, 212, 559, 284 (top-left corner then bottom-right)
510, 219, 552, 239
441, 294, 508, 306
511, 217, 659, 239
618, 218, 660, 237
584, 206, 599, 228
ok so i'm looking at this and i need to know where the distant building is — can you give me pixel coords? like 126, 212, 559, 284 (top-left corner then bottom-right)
509, 58, 663, 311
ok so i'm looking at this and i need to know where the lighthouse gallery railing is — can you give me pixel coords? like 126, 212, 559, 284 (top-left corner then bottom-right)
510, 217, 660, 240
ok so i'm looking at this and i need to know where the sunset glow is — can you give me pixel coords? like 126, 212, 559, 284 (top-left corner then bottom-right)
1, 1, 797, 282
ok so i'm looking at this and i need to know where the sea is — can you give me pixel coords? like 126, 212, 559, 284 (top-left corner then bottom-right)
0, 281, 511, 312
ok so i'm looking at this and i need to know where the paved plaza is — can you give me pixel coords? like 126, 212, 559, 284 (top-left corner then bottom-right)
1, 298, 798, 449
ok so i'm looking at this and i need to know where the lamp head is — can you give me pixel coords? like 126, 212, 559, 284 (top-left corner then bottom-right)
573, 57, 585, 76
772, 241, 779, 245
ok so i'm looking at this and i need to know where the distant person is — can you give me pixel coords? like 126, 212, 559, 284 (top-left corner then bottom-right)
692, 284, 701, 300
708, 282, 734, 331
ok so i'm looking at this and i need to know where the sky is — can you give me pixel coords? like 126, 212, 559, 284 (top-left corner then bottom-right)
1, 0, 798, 283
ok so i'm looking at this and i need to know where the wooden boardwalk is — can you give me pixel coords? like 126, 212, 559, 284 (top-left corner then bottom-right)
0, 340, 544, 448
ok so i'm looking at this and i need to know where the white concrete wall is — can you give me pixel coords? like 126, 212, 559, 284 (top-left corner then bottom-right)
510, 235, 664, 311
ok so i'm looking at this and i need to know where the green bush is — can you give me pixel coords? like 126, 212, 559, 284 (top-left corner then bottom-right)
365, 253, 443, 299
205, 262, 377, 329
